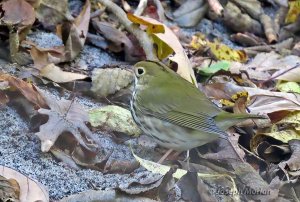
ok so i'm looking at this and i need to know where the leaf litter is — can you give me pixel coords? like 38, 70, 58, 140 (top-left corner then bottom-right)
1, 0, 300, 201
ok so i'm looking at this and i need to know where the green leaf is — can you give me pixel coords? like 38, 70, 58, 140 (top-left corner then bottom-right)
199, 61, 230, 76
276, 81, 300, 94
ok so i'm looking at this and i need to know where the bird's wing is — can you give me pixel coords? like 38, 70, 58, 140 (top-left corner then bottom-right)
135, 81, 224, 135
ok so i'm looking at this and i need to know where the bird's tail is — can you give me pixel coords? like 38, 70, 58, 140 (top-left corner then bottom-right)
214, 111, 267, 131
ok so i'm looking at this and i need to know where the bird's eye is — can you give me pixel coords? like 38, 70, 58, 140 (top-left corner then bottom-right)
136, 67, 145, 77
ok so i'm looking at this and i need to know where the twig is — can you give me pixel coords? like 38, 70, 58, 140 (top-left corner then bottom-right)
134, 0, 148, 16
239, 144, 265, 162
90, 8, 105, 19
98, 0, 158, 61
261, 63, 300, 84
153, 0, 166, 22
206, 0, 223, 16
260, 14, 277, 44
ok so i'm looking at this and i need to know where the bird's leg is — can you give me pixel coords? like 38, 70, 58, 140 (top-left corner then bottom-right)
157, 149, 173, 164
183, 150, 190, 170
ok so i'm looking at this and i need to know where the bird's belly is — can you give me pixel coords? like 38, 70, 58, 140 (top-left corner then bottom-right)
135, 114, 219, 151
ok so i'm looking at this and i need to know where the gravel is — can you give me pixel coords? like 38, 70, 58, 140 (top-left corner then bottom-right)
0, 105, 161, 200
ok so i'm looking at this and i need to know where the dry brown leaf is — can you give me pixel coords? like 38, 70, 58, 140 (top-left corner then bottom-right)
50, 147, 81, 170
246, 87, 300, 114
29, 44, 66, 69
173, 1, 208, 28
91, 20, 138, 61
202, 82, 300, 114
272, 67, 300, 82
229, 52, 300, 81
0, 73, 47, 108
35, 90, 97, 152
36, 0, 73, 26
177, 172, 216, 202
91, 68, 134, 97
57, 0, 90, 61
40, 63, 88, 83
0, 175, 19, 201
92, 20, 133, 53
282, 140, 300, 174
0, 0, 35, 28
0, 166, 49, 202
119, 173, 163, 194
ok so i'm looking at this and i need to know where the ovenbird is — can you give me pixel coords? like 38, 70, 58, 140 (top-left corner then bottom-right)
130, 61, 264, 152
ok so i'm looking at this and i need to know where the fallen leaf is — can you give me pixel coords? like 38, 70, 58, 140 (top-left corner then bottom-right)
252, 130, 300, 146
272, 65, 300, 82
57, 0, 91, 61
50, 147, 81, 170
157, 166, 176, 201
281, 140, 300, 174
40, 63, 88, 83
103, 159, 140, 174
173, 1, 208, 28
0, 73, 47, 108
0, 175, 19, 201
127, 13, 164, 33
29, 44, 66, 69
278, 111, 300, 126
36, 0, 73, 26
132, 148, 236, 185
229, 52, 300, 81
71, 145, 111, 171
89, 105, 141, 137
118, 171, 163, 195
191, 35, 248, 62
198, 61, 230, 76
91, 68, 134, 97
285, 0, 300, 24
127, 13, 196, 84
201, 82, 300, 114
246, 87, 300, 114
1, 0, 35, 28
177, 172, 216, 202
35, 90, 97, 152
92, 20, 133, 53
276, 81, 300, 94
0, 166, 49, 202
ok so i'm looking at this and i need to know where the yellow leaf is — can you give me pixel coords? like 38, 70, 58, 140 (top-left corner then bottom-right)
231, 91, 249, 101
220, 99, 235, 107
127, 13, 196, 84
127, 13, 165, 34
279, 111, 300, 126
285, 0, 300, 24
208, 41, 248, 62
152, 34, 173, 59
190, 35, 248, 62
252, 130, 300, 146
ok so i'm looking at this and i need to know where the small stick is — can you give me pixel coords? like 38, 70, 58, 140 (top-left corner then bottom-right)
261, 63, 300, 84
90, 8, 105, 19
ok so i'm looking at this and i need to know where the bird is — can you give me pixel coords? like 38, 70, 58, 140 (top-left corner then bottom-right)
130, 60, 264, 155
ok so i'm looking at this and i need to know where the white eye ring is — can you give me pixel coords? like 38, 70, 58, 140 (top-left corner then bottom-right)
135, 67, 145, 77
